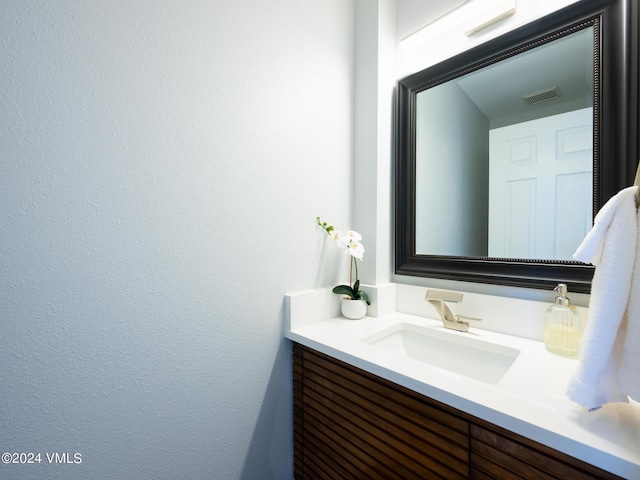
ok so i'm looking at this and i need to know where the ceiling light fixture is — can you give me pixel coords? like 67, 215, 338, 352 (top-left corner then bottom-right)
401, 0, 517, 48
464, 0, 517, 36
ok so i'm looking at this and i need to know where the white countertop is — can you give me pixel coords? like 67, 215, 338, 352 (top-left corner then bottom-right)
286, 311, 640, 479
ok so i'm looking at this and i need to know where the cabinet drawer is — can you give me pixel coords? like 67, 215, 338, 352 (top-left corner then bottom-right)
470, 424, 622, 480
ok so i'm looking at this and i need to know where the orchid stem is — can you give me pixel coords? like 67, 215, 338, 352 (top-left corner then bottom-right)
353, 258, 358, 289
350, 257, 353, 287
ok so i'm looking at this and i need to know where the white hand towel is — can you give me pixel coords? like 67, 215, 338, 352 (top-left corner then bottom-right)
567, 186, 638, 410
618, 205, 640, 402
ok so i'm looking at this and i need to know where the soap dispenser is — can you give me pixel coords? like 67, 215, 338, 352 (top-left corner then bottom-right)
543, 283, 583, 358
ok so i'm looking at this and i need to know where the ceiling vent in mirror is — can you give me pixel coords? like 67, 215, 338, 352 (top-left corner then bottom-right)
522, 86, 562, 106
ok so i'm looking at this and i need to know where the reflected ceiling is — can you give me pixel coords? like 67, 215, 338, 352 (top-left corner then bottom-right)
456, 28, 593, 122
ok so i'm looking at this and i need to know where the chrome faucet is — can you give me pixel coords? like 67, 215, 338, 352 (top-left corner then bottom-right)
425, 289, 482, 332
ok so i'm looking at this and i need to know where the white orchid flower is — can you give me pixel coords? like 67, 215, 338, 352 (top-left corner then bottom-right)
330, 230, 343, 243
346, 239, 364, 260
335, 229, 362, 248
345, 230, 362, 242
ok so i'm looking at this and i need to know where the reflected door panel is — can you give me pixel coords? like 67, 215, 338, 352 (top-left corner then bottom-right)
489, 107, 593, 259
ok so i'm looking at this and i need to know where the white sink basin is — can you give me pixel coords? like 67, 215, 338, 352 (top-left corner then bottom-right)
362, 322, 521, 384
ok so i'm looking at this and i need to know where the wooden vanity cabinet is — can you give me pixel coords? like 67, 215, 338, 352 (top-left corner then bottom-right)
293, 343, 622, 480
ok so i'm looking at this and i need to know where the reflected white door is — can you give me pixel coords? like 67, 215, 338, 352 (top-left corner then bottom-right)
489, 108, 593, 260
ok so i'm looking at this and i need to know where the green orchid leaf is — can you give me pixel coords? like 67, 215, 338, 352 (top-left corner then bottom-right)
357, 290, 370, 305
353, 279, 360, 293
332, 285, 356, 299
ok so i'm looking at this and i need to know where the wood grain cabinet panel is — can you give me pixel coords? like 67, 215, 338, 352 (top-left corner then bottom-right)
293, 343, 468, 479
293, 343, 622, 480
470, 424, 621, 480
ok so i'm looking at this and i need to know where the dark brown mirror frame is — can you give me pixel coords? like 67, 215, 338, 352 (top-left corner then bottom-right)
395, 0, 639, 293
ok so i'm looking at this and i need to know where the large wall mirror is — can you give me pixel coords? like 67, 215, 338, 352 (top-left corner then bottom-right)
395, 0, 638, 293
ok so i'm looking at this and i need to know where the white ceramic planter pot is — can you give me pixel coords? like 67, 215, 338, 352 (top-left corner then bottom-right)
340, 298, 367, 320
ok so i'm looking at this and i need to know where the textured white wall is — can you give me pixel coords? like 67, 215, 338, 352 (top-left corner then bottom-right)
0, 1, 354, 479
